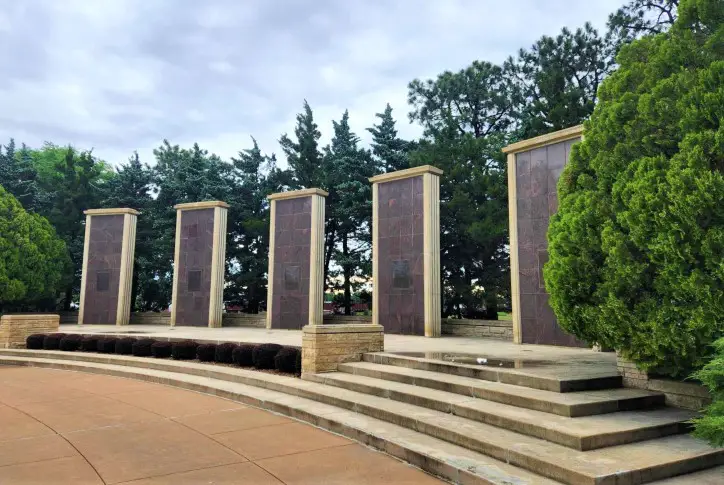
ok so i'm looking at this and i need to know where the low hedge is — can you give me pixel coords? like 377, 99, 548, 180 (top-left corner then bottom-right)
26, 334, 46, 349
253, 343, 282, 370
115, 337, 136, 355
42, 333, 65, 350
275, 347, 301, 375
215, 342, 237, 364
59, 335, 82, 352
197, 343, 217, 362
97, 338, 118, 354
151, 341, 172, 358
132, 338, 155, 357
81, 336, 100, 352
232, 344, 254, 367
171, 341, 198, 360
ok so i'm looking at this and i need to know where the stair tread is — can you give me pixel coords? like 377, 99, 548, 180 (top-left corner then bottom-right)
3, 351, 721, 485
342, 361, 663, 407
650, 465, 724, 484
318, 370, 694, 438
0, 353, 561, 485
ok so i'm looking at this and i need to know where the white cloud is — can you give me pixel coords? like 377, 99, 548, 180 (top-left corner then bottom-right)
0, 0, 622, 167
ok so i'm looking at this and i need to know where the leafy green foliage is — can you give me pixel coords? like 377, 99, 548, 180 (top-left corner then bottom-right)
545, 0, 724, 377
367, 104, 413, 173
692, 338, 724, 446
0, 186, 70, 311
608, 0, 679, 47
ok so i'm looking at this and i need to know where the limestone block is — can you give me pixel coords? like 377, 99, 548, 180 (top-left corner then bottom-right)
302, 323, 384, 374
0, 314, 60, 349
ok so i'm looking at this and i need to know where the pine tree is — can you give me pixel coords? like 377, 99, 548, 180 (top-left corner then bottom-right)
279, 100, 324, 189
367, 104, 411, 173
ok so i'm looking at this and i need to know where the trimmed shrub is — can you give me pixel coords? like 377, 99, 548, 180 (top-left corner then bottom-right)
42, 333, 65, 350
80, 336, 100, 352
197, 343, 217, 362
97, 338, 118, 354
59, 335, 82, 351
132, 338, 155, 357
115, 337, 136, 355
26, 334, 46, 349
274, 347, 301, 375
232, 344, 255, 367
692, 337, 724, 446
215, 342, 238, 364
151, 341, 172, 358
545, 0, 724, 377
252, 343, 282, 369
171, 340, 198, 360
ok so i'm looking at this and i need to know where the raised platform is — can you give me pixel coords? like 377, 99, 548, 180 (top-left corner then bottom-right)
2, 342, 722, 484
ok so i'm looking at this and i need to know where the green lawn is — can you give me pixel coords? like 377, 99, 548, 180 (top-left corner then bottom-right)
497, 312, 512, 320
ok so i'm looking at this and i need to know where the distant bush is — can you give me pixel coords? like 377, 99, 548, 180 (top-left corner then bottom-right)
97, 338, 118, 354
80, 336, 100, 352
132, 338, 155, 357
42, 333, 65, 350
692, 337, 724, 446
171, 341, 198, 360
197, 343, 217, 362
114, 337, 136, 355
151, 341, 172, 358
275, 347, 301, 375
253, 343, 282, 369
232, 344, 255, 367
215, 342, 237, 364
59, 335, 81, 351
26, 334, 46, 349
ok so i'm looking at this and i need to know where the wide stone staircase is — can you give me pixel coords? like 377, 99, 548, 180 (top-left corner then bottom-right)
0, 348, 722, 484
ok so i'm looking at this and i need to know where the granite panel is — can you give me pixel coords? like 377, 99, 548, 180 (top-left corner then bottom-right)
271, 197, 312, 330
515, 138, 586, 347
377, 176, 425, 335
83, 215, 124, 324
175, 209, 214, 327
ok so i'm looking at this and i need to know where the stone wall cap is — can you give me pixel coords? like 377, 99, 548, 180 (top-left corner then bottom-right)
502, 125, 584, 154
369, 165, 443, 184
174, 200, 230, 210
84, 208, 140, 216
302, 323, 384, 334
0, 314, 60, 320
267, 188, 329, 201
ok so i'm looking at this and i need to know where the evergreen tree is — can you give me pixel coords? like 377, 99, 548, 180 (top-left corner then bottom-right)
505, 23, 614, 139
367, 104, 412, 173
608, 0, 679, 47
324, 111, 377, 314
279, 100, 324, 189
227, 138, 289, 313
408, 61, 516, 318
0, 139, 47, 213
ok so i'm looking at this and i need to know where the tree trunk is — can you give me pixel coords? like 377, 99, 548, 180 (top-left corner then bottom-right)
342, 233, 351, 316
63, 286, 73, 311
323, 223, 336, 293
130, 269, 139, 313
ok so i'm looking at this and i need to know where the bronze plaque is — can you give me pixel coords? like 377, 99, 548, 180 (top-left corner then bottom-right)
284, 265, 301, 291
96, 271, 110, 292
392, 260, 411, 289
188, 269, 202, 292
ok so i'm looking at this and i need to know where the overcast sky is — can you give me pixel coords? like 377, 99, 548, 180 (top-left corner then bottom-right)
0, 0, 622, 167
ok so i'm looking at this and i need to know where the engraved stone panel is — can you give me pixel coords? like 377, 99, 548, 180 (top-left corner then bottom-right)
377, 176, 425, 335
271, 197, 312, 330
174, 208, 214, 326
515, 138, 586, 347
83, 214, 124, 324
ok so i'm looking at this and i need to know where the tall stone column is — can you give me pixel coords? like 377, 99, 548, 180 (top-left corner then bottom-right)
502, 125, 586, 347
266, 189, 327, 330
170, 201, 229, 328
370, 166, 442, 337
78, 208, 139, 326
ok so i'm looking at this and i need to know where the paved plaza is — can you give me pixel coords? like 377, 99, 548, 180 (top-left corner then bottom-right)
0, 366, 443, 484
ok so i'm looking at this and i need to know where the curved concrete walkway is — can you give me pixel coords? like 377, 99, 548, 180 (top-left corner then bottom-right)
0, 366, 444, 485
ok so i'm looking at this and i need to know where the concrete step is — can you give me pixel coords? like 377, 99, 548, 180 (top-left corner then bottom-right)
340, 361, 665, 417
0, 352, 561, 485
649, 465, 724, 484
364, 352, 623, 393
307, 371, 693, 450
1, 350, 721, 485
